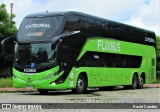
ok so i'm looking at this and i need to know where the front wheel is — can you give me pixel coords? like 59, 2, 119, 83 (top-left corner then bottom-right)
72, 75, 87, 94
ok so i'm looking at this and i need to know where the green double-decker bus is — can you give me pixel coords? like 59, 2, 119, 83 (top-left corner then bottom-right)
7, 11, 157, 94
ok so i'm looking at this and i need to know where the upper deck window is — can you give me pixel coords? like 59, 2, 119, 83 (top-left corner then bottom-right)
63, 15, 81, 31
18, 16, 64, 39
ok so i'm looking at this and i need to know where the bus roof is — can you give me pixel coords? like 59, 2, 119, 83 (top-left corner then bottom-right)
25, 11, 156, 48
25, 11, 155, 34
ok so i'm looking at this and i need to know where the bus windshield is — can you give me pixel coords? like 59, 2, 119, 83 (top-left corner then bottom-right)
14, 42, 57, 68
18, 16, 64, 39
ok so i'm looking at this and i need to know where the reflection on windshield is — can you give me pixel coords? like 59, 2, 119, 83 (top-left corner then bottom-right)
14, 42, 56, 68
18, 16, 64, 39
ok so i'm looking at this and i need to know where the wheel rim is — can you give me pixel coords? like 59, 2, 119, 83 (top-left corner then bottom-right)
77, 79, 84, 89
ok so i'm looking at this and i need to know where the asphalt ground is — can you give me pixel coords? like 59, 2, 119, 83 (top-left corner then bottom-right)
0, 84, 159, 112
0, 84, 159, 92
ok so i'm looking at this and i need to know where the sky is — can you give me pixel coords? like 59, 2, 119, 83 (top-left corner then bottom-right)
0, 0, 160, 35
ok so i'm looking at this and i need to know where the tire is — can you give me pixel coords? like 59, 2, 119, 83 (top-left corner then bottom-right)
72, 75, 87, 94
137, 76, 144, 89
124, 74, 138, 89
38, 89, 48, 94
131, 74, 138, 89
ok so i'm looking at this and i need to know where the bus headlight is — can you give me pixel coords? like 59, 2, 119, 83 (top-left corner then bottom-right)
44, 73, 57, 79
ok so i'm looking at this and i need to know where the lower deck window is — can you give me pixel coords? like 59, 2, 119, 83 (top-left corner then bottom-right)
78, 51, 142, 68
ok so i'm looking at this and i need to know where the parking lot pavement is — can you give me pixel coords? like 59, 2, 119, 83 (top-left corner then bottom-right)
0, 87, 159, 111
0, 84, 159, 92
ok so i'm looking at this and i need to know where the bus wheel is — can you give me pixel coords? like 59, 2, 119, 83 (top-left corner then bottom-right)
124, 74, 138, 89
38, 89, 48, 94
131, 74, 138, 89
137, 76, 144, 89
72, 75, 87, 94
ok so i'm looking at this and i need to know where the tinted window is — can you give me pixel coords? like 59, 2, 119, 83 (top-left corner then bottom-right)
78, 51, 142, 68
14, 42, 57, 68
80, 16, 97, 35
18, 16, 64, 39
63, 15, 80, 31
96, 20, 105, 36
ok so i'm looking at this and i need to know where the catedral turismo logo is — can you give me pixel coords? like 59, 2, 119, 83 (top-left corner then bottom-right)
25, 23, 51, 29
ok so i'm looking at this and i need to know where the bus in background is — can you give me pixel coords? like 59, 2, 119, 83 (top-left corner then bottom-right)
1, 11, 156, 94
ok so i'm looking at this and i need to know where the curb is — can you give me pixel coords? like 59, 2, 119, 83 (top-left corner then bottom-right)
0, 88, 36, 92
143, 84, 160, 88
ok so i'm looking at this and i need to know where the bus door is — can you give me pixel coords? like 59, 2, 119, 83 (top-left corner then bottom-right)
59, 46, 74, 78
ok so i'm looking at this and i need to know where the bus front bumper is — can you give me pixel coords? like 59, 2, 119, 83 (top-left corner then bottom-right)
13, 76, 70, 90
12, 68, 75, 90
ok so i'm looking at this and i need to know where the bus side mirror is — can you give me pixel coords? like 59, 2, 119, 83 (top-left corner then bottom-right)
1, 36, 17, 54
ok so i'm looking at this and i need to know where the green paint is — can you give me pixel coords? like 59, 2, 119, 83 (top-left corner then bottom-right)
13, 37, 156, 90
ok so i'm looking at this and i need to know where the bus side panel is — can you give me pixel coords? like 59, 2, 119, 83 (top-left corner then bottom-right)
145, 47, 156, 83
152, 48, 157, 82
121, 68, 132, 85
99, 68, 112, 86
90, 67, 100, 87
111, 68, 122, 86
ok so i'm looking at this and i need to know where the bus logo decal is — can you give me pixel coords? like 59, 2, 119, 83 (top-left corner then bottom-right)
145, 37, 155, 43
98, 40, 120, 52
24, 68, 36, 73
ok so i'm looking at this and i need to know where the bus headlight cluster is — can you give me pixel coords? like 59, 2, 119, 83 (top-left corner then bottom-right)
44, 73, 57, 79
